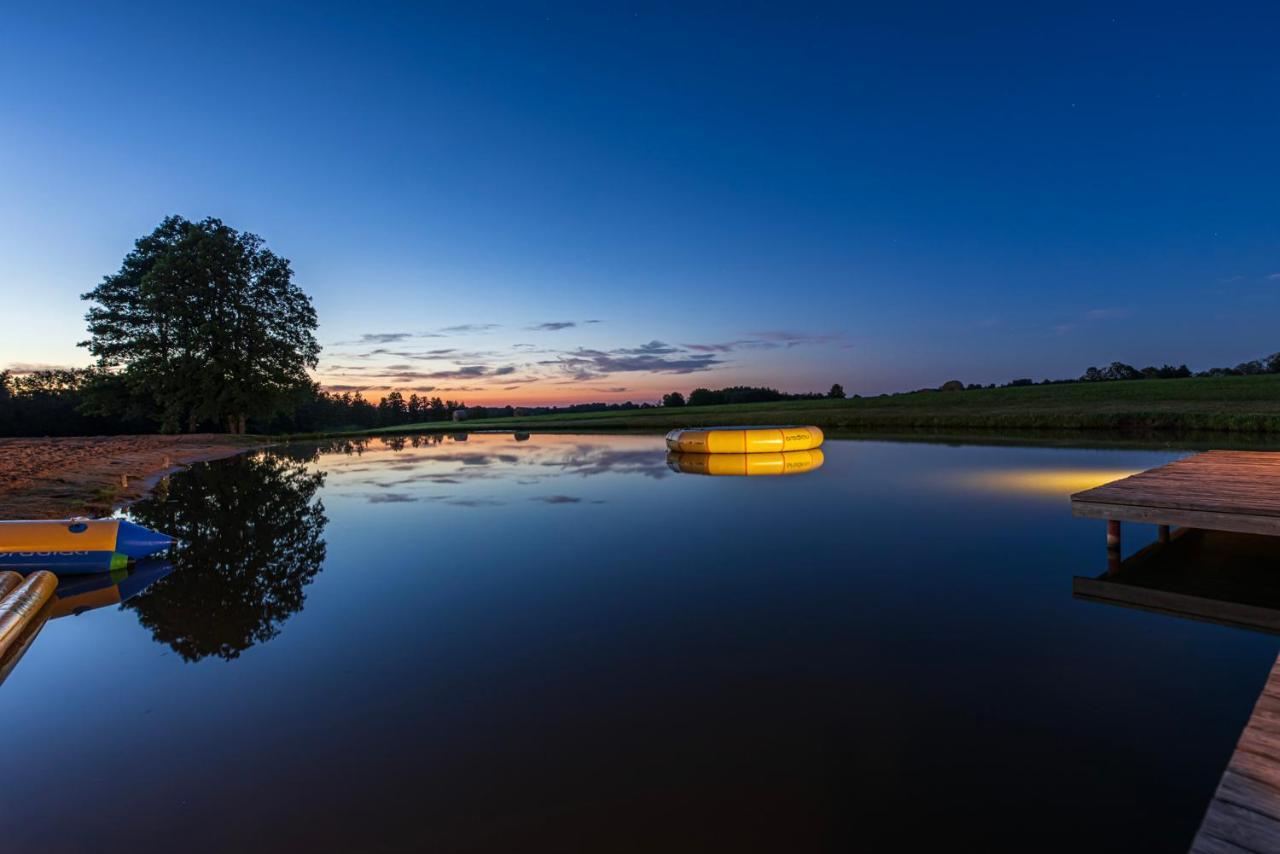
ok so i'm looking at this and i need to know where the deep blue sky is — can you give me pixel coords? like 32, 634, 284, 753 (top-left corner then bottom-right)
2, 2, 1277, 402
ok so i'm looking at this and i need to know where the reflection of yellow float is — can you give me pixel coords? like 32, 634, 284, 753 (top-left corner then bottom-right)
665, 425, 824, 454
667, 449, 825, 476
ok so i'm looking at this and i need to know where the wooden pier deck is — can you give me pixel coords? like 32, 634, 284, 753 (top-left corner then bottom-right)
1192, 653, 1280, 853
1072, 451, 1280, 538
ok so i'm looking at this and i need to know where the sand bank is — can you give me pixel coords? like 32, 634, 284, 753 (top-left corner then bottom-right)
0, 435, 259, 519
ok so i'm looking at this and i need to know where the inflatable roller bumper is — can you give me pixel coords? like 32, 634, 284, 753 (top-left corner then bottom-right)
665, 425, 824, 454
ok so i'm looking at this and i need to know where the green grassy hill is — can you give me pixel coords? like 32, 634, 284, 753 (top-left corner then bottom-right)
355, 374, 1280, 436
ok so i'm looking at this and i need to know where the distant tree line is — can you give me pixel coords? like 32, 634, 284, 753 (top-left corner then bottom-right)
0, 370, 675, 436
929, 352, 1280, 394
0, 368, 153, 436
1082, 353, 1280, 381
661, 384, 846, 407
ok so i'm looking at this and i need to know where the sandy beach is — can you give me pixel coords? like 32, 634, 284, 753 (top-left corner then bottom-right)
0, 435, 259, 519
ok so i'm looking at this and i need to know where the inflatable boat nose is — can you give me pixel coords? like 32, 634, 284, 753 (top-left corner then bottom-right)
114, 520, 175, 559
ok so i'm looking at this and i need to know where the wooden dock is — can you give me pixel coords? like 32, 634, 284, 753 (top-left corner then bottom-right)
1072, 452, 1280, 566
1073, 451, 1280, 537
1192, 653, 1280, 853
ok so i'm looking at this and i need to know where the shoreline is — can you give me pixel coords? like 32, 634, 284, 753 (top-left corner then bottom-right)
0, 435, 262, 520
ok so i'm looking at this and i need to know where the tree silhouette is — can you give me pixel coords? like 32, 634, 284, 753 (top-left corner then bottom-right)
81, 216, 319, 433
124, 450, 328, 661
828, 383, 845, 399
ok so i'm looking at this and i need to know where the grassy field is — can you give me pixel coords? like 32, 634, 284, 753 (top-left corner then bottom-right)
352, 374, 1280, 437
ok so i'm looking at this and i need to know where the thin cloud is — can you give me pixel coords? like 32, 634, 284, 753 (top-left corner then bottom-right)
542, 343, 721, 379
356, 332, 412, 344
747, 330, 843, 348
532, 495, 582, 504
438, 323, 500, 334
614, 340, 679, 355
528, 321, 577, 331
389, 366, 489, 380
684, 339, 779, 353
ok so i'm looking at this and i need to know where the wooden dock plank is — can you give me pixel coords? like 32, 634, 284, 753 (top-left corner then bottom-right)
1193, 656, 1280, 852
1072, 451, 1280, 533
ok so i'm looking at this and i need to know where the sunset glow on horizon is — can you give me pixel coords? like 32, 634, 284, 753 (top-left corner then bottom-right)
309, 324, 855, 406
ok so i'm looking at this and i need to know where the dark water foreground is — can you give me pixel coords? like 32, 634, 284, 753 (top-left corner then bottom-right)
5, 434, 1277, 852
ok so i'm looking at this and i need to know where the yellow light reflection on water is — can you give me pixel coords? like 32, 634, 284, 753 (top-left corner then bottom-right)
960, 468, 1141, 498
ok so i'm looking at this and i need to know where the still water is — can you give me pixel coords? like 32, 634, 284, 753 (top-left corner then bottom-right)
5, 434, 1277, 852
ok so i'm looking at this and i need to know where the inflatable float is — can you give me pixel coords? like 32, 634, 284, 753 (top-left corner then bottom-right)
50, 560, 173, 619
0, 570, 57, 658
0, 571, 24, 601
667, 449, 825, 476
0, 518, 175, 574
665, 425, 824, 454
0, 571, 56, 687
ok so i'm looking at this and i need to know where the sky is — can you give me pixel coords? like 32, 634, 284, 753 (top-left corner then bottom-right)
2, 2, 1278, 405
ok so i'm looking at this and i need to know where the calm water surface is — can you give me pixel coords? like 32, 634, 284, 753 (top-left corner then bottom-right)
6, 434, 1277, 852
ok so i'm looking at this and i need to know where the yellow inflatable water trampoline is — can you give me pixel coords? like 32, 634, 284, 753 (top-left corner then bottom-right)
667, 449, 825, 476
664, 425, 824, 454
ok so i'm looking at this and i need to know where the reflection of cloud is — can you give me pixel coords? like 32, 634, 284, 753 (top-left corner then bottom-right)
532, 495, 582, 504
541, 446, 670, 479
322, 436, 672, 487
447, 498, 505, 507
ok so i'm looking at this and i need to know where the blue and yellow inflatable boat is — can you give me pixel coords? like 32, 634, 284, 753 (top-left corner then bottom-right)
0, 518, 175, 574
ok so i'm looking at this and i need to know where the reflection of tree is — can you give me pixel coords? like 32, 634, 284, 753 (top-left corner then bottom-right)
125, 451, 327, 662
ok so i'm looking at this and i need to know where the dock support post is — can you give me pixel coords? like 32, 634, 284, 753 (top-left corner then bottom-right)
1106, 520, 1121, 550
1105, 520, 1122, 575
1158, 524, 1170, 544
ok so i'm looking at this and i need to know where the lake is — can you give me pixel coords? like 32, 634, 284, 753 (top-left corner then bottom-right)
6, 433, 1277, 852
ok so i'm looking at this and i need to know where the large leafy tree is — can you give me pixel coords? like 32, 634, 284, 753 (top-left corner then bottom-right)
81, 216, 320, 433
